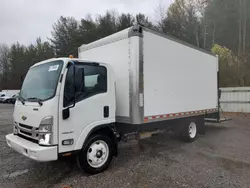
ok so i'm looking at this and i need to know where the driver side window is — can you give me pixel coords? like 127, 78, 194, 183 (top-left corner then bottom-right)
63, 64, 107, 107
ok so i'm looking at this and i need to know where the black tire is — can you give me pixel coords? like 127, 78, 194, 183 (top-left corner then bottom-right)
76, 134, 115, 174
180, 119, 197, 142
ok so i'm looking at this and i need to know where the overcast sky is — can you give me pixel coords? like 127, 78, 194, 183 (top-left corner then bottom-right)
0, 0, 172, 46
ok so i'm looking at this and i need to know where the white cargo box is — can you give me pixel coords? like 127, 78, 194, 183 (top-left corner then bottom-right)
78, 25, 218, 124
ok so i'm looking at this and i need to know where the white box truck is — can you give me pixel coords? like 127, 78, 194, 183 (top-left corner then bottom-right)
6, 25, 219, 174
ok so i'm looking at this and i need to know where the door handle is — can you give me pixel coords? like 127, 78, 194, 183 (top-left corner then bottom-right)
104, 106, 109, 118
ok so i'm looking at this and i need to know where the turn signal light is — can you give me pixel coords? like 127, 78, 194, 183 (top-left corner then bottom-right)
62, 139, 74, 145
62, 152, 72, 157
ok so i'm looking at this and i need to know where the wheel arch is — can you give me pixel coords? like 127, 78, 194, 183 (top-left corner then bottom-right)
86, 124, 117, 143
74, 120, 118, 155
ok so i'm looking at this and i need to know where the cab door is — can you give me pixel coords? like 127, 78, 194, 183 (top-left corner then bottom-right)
58, 62, 115, 153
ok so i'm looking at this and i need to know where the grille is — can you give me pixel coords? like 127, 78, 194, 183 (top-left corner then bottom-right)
19, 123, 33, 130
17, 134, 38, 144
17, 123, 39, 142
20, 130, 32, 136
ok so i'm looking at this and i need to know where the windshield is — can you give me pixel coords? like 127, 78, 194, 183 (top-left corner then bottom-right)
19, 60, 63, 101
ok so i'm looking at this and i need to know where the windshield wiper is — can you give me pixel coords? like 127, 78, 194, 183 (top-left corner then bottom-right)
18, 96, 26, 105
27, 97, 43, 106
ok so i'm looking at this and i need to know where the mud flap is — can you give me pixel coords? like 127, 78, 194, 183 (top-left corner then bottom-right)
197, 117, 206, 135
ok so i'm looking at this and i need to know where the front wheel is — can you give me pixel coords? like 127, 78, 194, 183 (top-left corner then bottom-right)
76, 134, 114, 174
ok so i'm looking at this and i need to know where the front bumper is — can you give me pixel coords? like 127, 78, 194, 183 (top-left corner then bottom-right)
6, 134, 58, 162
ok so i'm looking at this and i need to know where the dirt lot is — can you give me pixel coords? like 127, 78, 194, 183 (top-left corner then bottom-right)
1, 104, 250, 188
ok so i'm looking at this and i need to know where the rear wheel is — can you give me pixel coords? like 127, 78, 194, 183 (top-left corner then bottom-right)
180, 119, 197, 142
76, 134, 114, 174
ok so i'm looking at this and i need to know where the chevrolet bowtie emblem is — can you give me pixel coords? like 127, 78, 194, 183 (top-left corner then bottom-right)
21, 116, 27, 121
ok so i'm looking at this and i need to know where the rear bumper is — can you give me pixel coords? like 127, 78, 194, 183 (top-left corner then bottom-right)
6, 134, 58, 162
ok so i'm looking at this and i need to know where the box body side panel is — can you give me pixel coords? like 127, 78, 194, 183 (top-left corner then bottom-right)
143, 30, 218, 118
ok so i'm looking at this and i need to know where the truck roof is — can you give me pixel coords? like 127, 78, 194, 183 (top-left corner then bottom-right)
31, 57, 109, 68
31, 58, 72, 67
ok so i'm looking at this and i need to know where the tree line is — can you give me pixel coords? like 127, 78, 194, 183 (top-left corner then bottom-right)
1, 0, 250, 90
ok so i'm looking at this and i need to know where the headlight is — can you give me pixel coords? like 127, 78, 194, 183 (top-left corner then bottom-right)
39, 133, 52, 145
38, 116, 53, 146
13, 122, 18, 135
39, 124, 51, 133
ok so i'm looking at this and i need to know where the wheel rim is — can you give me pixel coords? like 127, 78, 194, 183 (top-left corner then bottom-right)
189, 122, 197, 138
87, 140, 109, 168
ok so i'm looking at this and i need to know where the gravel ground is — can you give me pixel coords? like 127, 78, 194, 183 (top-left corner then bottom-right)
1, 104, 250, 188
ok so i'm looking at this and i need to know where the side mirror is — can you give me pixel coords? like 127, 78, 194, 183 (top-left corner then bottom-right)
62, 108, 70, 120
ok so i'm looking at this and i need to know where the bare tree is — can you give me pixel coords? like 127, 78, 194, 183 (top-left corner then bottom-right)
155, 2, 167, 32
238, 0, 243, 57
212, 22, 216, 45
237, 0, 248, 62
242, 0, 247, 55
0, 44, 10, 89
192, 0, 210, 48
203, 19, 207, 48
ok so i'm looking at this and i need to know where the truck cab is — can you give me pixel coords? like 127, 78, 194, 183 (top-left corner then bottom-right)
6, 58, 117, 174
